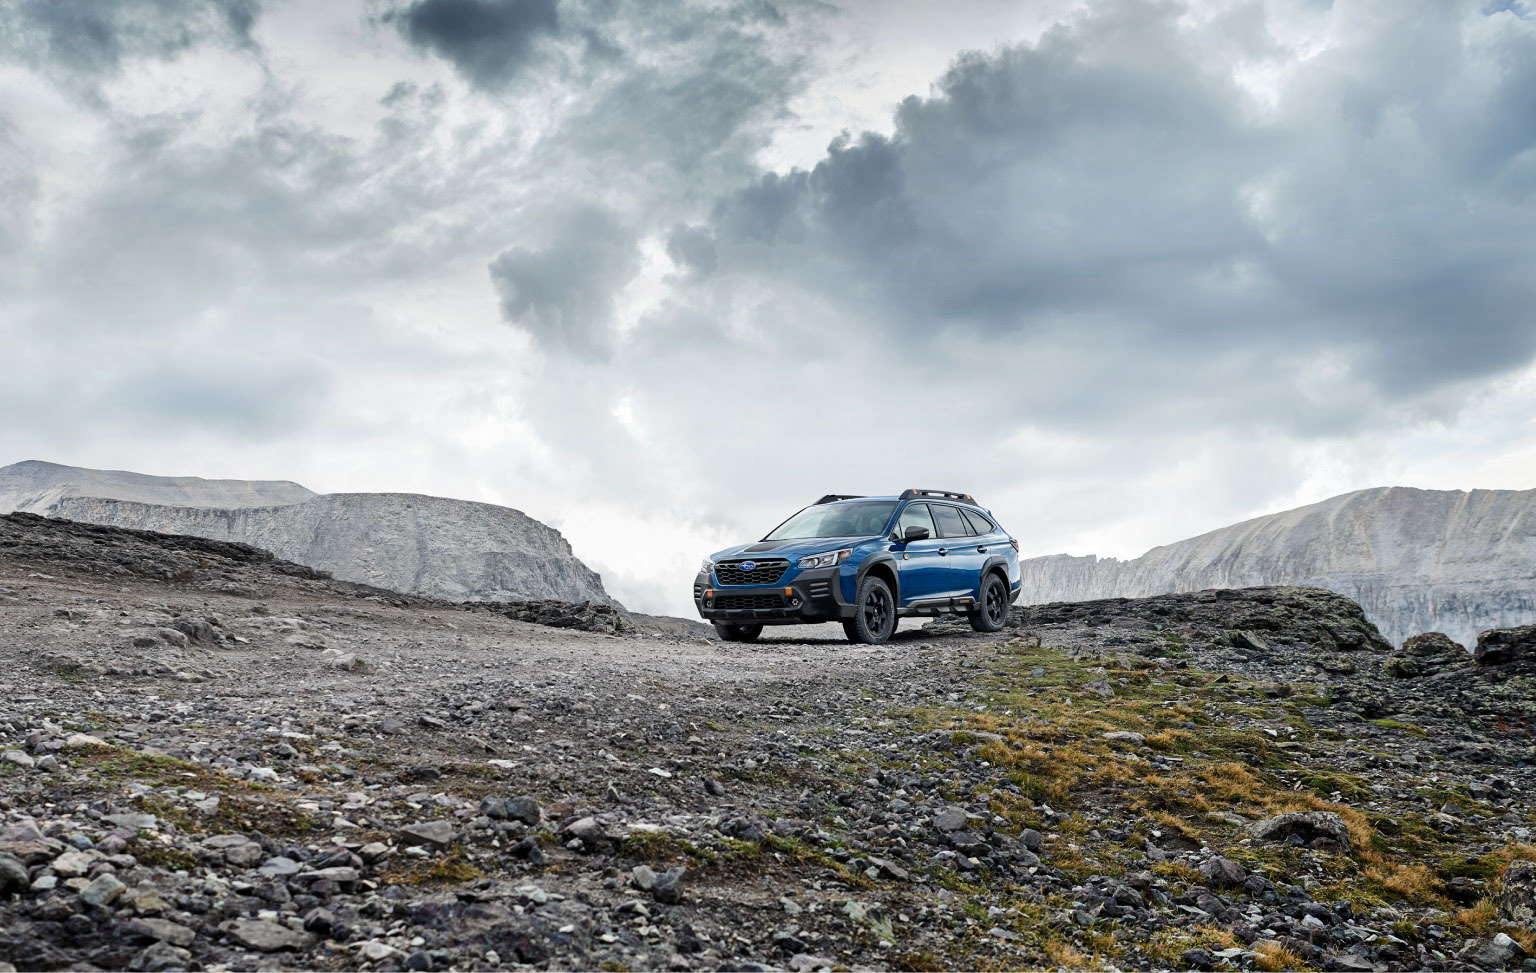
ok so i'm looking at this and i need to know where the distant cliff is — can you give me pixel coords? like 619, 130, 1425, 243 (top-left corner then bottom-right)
0, 461, 612, 606
1019, 487, 1536, 648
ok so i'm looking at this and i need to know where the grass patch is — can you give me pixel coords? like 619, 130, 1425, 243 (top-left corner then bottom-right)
1369, 719, 1428, 738
377, 850, 485, 886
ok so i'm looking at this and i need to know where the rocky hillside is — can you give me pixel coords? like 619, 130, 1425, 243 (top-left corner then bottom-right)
4, 518, 1536, 971
0, 461, 611, 606
1020, 486, 1536, 648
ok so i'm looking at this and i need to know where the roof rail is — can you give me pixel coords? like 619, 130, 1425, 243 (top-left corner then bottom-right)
899, 488, 980, 506
814, 494, 865, 505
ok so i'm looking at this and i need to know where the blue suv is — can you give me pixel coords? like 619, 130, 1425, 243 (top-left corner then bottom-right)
695, 489, 1021, 644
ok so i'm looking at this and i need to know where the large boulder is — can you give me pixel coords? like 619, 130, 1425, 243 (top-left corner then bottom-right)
1388, 632, 1468, 677
1244, 811, 1351, 851
1475, 625, 1536, 665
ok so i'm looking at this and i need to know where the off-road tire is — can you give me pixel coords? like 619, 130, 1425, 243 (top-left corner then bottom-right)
714, 622, 763, 643
843, 576, 897, 645
969, 572, 1009, 633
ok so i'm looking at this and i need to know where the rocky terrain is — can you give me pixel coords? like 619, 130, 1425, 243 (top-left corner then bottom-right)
0, 461, 612, 606
1018, 486, 1536, 648
4, 514, 1536, 972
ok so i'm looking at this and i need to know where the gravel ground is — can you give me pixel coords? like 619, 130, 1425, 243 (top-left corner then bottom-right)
3, 514, 1536, 971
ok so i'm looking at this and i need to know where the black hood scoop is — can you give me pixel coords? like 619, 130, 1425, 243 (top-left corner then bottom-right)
742, 542, 786, 553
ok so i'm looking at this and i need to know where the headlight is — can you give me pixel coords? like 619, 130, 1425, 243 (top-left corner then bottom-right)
700, 558, 714, 573
797, 548, 852, 569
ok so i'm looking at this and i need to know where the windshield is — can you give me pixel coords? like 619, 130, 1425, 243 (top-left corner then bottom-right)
765, 501, 898, 540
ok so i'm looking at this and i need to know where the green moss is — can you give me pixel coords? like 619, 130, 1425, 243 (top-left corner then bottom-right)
1370, 719, 1428, 738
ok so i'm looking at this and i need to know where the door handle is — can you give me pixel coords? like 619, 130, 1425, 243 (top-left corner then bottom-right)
977, 545, 987, 553
937, 547, 947, 556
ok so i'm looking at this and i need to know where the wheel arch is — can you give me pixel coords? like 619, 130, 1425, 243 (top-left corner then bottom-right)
857, 555, 900, 603
977, 555, 1010, 595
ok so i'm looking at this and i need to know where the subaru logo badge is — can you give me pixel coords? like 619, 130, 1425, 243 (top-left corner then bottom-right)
739, 561, 756, 571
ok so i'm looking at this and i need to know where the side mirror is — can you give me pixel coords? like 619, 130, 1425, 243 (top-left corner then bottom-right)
902, 526, 930, 543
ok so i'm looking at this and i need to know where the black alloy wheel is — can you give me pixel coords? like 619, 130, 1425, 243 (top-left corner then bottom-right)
843, 576, 897, 645
970, 573, 1008, 633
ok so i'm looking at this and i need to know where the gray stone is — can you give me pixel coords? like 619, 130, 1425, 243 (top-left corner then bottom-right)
127, 918, 197, 948
1102, 730, 1146, 745
103, 813, 159, 831
50, 850, 94, 878
651, 866, 686, 904
154, 628, 189, 649
399, 820, 456, 847
564, 816, 604, 845
223, 918, 316, 952
79, 873, 126, 907
933, 806, 968, 832
130, 940, 193, 972
0, 853, 27, 894
258, 856, 302, 877
1, 750, 34, 769
1198, 856, 1247, 888
632, 864, 657, 890
505, 795, 542, 825
360, 941, 405, 962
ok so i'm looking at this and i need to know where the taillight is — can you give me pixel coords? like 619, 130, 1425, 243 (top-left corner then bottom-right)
1009, 538, 1019, 552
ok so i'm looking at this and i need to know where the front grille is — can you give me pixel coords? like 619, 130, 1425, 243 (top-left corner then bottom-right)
713, 594, 785, 611
714, 559, 790, 586
807, 580, 832, 600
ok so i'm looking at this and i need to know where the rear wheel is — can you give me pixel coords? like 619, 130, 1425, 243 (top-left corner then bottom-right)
969, 573, 1009, 633
714, 622, 763, 643
844, 576, 897, 645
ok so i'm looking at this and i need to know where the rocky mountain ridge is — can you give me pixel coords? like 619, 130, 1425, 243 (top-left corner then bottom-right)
1019, 486, 1536, 648
0, 461, 611, 606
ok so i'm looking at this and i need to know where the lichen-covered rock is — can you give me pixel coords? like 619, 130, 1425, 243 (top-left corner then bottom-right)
1475, 624, 1536, 665
1501, 860, 1536, 930
1245, 811, 1352, 850
1389, 632, 1469, 676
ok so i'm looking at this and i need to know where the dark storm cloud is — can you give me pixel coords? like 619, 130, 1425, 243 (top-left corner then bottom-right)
680, 0, 1536, 407
489, 206, 639, 358
1, 0, 262, 78
385, 0, 560, 89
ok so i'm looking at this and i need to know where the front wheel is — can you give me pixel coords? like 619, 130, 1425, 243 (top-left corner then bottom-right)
969, 573, 1009, 632
714, 622, 763, 643
843, 576, 897, 645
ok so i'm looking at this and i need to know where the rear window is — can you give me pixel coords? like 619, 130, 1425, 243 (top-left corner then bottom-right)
931, 504, 971, 538
961, 509, 996, 534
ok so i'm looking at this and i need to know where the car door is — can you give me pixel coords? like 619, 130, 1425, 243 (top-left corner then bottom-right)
891, 502, 948, 604
929, 503, 983, 598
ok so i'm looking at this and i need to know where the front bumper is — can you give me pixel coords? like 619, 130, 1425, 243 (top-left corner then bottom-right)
694, 565, 853, 624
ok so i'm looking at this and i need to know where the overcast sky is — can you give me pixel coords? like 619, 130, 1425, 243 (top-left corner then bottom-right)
2, 0, 1534, 616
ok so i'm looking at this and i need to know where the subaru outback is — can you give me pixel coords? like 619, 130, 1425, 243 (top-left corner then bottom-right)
695, 489, 1021, 644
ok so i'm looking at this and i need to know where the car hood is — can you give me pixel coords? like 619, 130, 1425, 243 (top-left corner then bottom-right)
709, 536, 876, 561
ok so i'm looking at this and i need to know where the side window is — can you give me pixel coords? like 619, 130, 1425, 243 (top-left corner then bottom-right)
931, 504, 970, 538
895, 503, 936, 539
961, 509, 996, 535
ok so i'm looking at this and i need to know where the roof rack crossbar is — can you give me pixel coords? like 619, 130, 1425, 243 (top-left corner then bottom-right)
814, 494, 865, 505
899, 488, 980, 506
